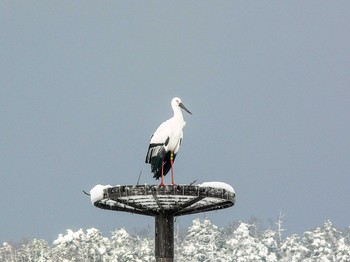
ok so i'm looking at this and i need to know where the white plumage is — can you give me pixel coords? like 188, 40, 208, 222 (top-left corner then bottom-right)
145, 97, 192, 186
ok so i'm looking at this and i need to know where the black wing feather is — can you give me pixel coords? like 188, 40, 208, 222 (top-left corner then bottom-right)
145, 140, 177, 180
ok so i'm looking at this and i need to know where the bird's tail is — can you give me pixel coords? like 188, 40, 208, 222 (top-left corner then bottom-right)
146, 144, 166, 179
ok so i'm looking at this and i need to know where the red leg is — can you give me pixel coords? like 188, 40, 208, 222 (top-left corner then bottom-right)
170, 153, 176, 185
159, 160, 166, 187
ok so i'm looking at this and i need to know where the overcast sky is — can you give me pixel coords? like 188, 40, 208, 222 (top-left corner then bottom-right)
1, 1, 349, 243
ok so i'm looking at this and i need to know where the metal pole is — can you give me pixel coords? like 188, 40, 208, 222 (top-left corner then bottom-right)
155, 213, 174, 262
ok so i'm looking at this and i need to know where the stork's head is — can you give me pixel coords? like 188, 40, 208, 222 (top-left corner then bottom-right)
172, 97, 192, 115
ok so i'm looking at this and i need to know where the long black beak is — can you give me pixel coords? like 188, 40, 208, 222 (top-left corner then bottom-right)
179, 102, 192, 115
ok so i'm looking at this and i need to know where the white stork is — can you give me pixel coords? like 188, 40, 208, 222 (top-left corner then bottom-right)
145, 97, 192, 186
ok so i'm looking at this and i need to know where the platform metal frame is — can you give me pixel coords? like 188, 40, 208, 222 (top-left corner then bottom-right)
94, 184, 235, 262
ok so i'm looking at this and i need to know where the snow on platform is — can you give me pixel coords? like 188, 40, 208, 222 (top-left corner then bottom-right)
198, 182, 235, 194
90, 184, 112, 204
90, 183, 235, 217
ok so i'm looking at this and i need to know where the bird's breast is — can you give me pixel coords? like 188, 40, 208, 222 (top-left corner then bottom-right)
166, 130, 182, 152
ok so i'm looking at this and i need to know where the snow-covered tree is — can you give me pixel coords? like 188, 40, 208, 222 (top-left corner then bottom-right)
109, 228, 154, 261
224, 222, 278, 261
0, 242, 18, 262
132, 235, 154, 262
174, 222, 185, 259
259, 229, 279, 261
109, 228, 134, 261
280, 234, 310, 261
180, 218, 223, 261
303, 228, 334, 261
300, 220, 346, 261
274, 211, 286, 245
52, 228, 86, 261
322, 220, 350, 262
83, 228, 110, 261
2, 217, 350, 261
52, 228, 110, 261
335, 238, 350, 262
17, 239, 51, 262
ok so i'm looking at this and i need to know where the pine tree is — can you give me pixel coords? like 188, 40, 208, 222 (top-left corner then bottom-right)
280, 234, 310, 261
0, 242, 18, 262
109, 228, 134, 261
322, 220, 350, 262
180, 218, 223, 262
132, 235, 154, 262
52, 228, 90, 261
83, 228, 110, 261
110, 228, 154, 261
17, 239, 51, 262
301, 220, 343, 261
224, 222, 278, 261
259, 229, 278, 261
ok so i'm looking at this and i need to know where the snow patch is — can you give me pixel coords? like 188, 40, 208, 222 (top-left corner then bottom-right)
198, 182, 235, 193
90, 184, 112, 204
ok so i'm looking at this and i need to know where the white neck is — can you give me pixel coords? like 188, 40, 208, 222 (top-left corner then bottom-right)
172, 105, 184, 122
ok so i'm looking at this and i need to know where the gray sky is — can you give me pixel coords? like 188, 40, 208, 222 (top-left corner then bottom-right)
1, 1, 349, 243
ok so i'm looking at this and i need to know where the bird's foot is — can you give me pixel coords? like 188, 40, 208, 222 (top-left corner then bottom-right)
159, 183, 166, 187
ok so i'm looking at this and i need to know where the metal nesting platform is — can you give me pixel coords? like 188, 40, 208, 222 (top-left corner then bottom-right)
92, 184, 235, 262
93, 184, 235, 216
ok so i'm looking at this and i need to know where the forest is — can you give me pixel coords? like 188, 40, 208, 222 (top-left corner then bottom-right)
1, 217, 350, 261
